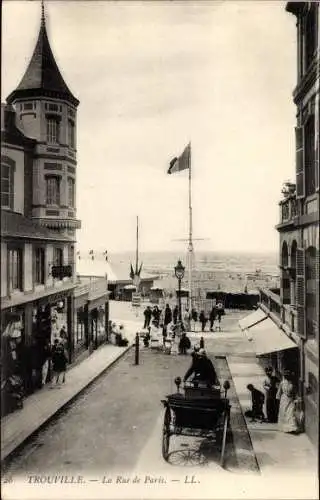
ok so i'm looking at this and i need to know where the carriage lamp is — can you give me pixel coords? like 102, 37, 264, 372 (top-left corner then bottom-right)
174, 260, 185, 280
174, 376, 182, 393
174, 260, 185, 323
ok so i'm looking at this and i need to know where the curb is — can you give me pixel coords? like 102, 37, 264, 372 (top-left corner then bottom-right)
1, 344, 133, 468
225, 355, 260, 474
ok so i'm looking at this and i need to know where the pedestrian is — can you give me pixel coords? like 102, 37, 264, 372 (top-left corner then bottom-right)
276, 370, 299, 434
246, 384, 266, 422
40, 339, 51, 386
51, 340, 67, 385
178, 333, 191, 355
216, 301, 224, 330
209, 306, 217, 332
172, 305, 179, 325
199, 336, 205, 349
183, 309, 191, 332
152, 305, 161, 323
143, 306, 152, 329
199, 310, 207, 332
191, 308, 198, 331
164, 304, 172, 326
263, 367, 280, 423
184, 349, 219, 386
59, 325, 67, 343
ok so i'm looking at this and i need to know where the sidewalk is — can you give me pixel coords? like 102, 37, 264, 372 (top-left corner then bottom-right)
227, 355, 318, 478
1, 327, 139, 463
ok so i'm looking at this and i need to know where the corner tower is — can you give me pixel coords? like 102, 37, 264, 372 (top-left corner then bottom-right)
6, 0, 81, 240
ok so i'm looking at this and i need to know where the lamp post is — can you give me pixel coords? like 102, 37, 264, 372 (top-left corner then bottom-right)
174, 259, 185, 324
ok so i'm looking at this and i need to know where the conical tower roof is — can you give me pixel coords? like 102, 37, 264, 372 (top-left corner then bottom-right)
7, 4, 79, 107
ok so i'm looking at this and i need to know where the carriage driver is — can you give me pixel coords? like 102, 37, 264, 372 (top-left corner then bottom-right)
183, 349, 219, 387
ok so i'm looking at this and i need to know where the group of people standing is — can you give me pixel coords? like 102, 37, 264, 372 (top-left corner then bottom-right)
143, 302, 225, 333
246, 367, 301, 434
17, 328, 69, 394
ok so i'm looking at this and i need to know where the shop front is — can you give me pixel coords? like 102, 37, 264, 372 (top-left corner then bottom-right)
88, 296, 108, 349
74, 292, 89, 361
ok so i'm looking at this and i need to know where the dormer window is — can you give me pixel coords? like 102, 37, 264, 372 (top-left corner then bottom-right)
46, 115, 60, 144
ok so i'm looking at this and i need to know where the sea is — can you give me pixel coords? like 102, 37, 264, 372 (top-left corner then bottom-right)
105, 250, 280, 295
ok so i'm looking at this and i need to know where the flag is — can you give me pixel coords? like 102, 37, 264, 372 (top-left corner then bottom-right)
137, 262, 143, 276
130, 264, 135, 280
168, 143, 191, 174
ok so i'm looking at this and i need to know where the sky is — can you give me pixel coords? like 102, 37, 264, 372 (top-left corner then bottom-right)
2, 0, 297, 254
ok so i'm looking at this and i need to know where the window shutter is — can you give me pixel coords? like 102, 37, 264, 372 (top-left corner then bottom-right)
295, 127, 305, 198
10, 165, 14, 209
315, 148, 319, 192
316, 248, 320, 335
296, 248, 306, 338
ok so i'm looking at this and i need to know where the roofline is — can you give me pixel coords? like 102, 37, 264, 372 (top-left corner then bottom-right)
1, 232, 75, 243
285, 2, 305, 16
7, 88, 79, 108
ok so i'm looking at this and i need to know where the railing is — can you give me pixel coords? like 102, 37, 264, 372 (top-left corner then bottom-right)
259, 287, 297, 333
279, 196, 297, 224
75, 276, 108, 301
88, 277, 108, 300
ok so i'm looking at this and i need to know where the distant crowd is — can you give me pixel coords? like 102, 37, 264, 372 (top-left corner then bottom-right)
142, 302, 225, 334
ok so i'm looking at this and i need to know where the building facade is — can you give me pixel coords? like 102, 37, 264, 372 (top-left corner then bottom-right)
1, 5, 82, 407
239, 2, 318, 448
283, 1, 319, 446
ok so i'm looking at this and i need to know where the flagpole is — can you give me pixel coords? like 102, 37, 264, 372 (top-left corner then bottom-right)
136, 216, 139, 287
188, 143, 193, 310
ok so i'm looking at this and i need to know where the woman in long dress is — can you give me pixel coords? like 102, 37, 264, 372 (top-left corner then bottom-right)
276, 370, 299, 433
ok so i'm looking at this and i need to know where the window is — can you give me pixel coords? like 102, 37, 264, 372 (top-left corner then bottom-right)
53, 247, 63, 267
68, 120, 75, 148
34, 247, 45, 284
68, 245, 74, 265
23, 102, 33, 111
305, 6, 317, 70
305, 115, 316, 196
67, 178, 75, 207
46, 117, 60, 144
8, 248, 23, 291
1, 161, 14, 209
46, 176, 60, 205
76, 308, 85, 343
305, 246, 317, 338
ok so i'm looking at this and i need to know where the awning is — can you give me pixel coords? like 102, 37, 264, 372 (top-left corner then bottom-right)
124, 284, 136, 290
247, 318, 297, 356
238, 308, 267, 330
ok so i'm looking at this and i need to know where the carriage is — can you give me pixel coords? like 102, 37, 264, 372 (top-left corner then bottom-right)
161, 378, 231, 467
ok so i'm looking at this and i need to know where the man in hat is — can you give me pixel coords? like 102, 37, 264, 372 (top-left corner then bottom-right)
183, 349, 219, 386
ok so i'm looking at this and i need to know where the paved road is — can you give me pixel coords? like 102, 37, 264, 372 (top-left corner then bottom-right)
4, 340, 258, 478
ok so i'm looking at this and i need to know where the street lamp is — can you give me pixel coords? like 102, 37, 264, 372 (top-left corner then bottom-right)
174, 259, 185, 323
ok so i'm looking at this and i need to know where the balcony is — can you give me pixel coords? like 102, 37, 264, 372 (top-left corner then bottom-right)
259, 287, 297, 335
276, 182, 298, 230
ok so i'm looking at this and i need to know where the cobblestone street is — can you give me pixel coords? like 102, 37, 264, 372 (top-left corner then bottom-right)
4, 339, 256, 477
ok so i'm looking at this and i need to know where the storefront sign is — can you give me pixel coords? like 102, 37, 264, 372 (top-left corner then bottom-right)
132, 293, 141, 307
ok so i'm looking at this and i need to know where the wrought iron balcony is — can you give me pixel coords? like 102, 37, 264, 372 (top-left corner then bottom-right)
278, 196, 298, 225
276, 182, 298, 229
259, 287, 297, 334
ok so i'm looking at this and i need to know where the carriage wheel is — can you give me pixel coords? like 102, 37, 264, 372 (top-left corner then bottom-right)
162, 407, 171, 461
220, 409, 229, 468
